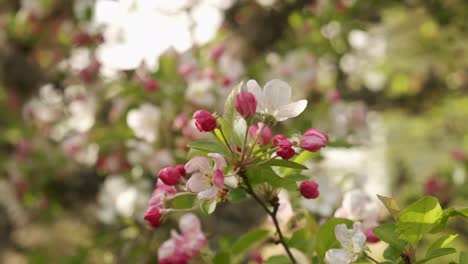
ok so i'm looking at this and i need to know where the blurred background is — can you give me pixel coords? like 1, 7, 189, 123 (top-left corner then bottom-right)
0, 0, 467, 263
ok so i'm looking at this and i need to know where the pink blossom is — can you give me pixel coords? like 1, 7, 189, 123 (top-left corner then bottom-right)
158, 167, 182, 186
211, 45, 225, 60
158, 214, 207, 264
143, 181, 176, 228
365, 227, 380, 243
235, 91, 257, 118
300, 128, 329, 152
299, 181, 320, 199
142, 79, 159, 92
248, 123, 272, 145
193, 110, 217, 132
185, 153, 226, 201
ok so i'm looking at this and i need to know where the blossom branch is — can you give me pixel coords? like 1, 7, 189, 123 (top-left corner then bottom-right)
239, 169, 297, 263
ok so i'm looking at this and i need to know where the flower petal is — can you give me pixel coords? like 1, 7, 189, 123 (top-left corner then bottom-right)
247, 79, 266, 111
186, 173, 210, 193
179, 213, 201, 234
213, 169, 224, 189
208, 153, 227, 171
197, 185, 218, 200
263, 79, 291, 109
185, 156, 211, 174
325, 248, 356, 264
334, 224, 353, 248
276, 100, 307, 121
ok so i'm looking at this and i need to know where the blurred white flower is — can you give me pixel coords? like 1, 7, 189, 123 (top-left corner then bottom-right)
61, 134, 99, 166
127, 103, 161, 143
334, 190, 380, 231
325, 222, 366, 264
97, 176, 149, 223
67, 96, 97, 133
185, 78, 215, 107
247, 79, 308, 122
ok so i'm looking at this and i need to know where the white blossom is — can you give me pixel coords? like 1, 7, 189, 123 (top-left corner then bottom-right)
247, 79, 307, 121
325, 222, 367, 264
127, 103, 161, 143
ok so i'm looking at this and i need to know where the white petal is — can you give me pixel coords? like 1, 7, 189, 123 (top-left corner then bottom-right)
247, 79, 266, 111
158, 239, 176, 260
263, 79, 291, 109
185, 156, 211, 174
335, 224, 353, 248
224, 175, 238, 188
325, 248, 356, 264
351, 222, 366, 253
208, 153, 227, 171
186, 173, 210, 193
276, 100, 307, 121
197, 185, 218, 200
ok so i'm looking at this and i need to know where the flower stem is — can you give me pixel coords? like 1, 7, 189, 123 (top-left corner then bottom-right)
239, 170, 297, 263
365, 253, 379, 264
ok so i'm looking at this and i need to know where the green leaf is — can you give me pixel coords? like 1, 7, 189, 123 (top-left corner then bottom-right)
287, 228, 314, 257
383, 245, 403, 262
374, 223, 407, 252
431, 207, 468, 233
247, 167, 297, 191
227, 187, 247, 203
315, 218, 353, 260
460, 252, 468, 264
200, 200, 217, 215
168, 193, 197, 209
426, 234, 458, 257
222, 82, 242, 144
377, 195, 401, 220
265, 255, 291, 264
286, 174, 309, 181
415, 248, 456, 264
213, 252, 231, 264
188, 141, 229, 156
231, 229, 270, 256
261, 159, 308, 170
396, 196, 443, 243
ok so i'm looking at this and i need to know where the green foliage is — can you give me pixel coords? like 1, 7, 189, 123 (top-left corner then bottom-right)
247, 167, 297, 191
168, 193, 197, 209
227, 187, 248, 203
265, 255, 291, 264
396, 196, 443, 243
260, 159, 308, 170
231, 229, 270, 257
221, 82, 242, 144
187, 141, 230, 156
200, 200, 217, 215
374, 223, 407, 252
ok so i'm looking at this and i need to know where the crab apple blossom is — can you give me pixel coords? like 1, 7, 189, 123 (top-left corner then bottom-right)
299, 180, 320, 199
275, 137, 296, 160
158, 167, 182, 186
143, 181, 176, 228
142, 79, 159, 92
127, 103, 161, 143
175, 164, 186, 177
158, 214, 207, 264
193, 109, 217, 132
249, 123, 272, 145
143, 206, 163, 228
247, 79, 307, 121
185, 153, 227, 201
272, 134, 287, 146
334, 190, 380, 232
277, 146, 296, 160
325, 222, 367, 264
300, 128, 329, 152
235, 91, 257, 118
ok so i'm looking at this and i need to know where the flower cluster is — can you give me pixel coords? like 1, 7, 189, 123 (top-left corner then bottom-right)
144, 79, 330, 263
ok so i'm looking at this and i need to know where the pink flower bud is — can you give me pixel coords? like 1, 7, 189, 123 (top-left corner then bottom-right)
277, 146, 296, 160
222, 76, 232, 87
250, 253, 263, 264
143, 79, 159, 92
300, 128, 329, 152
158, 167, 181, 186
174, 113, 189, 130
451, 149, 466, 161
272, 134, 287, 146
176, 164, 186, 177
235, 91, 257, 118
193, 110, 217, 132
327, 90, 342, 104
211, 45, 225, 60
299, 180, 319, 199
248, 123, 272, 145
365, 227, 380, 243
144, 207, 163, 228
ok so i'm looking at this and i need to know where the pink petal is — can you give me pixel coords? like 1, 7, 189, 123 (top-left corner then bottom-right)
186, 173, 210, 193
213, 169, 224, 189
185, 156, 211, 174
208, 153, 227, 171
197, 185, 218, 200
